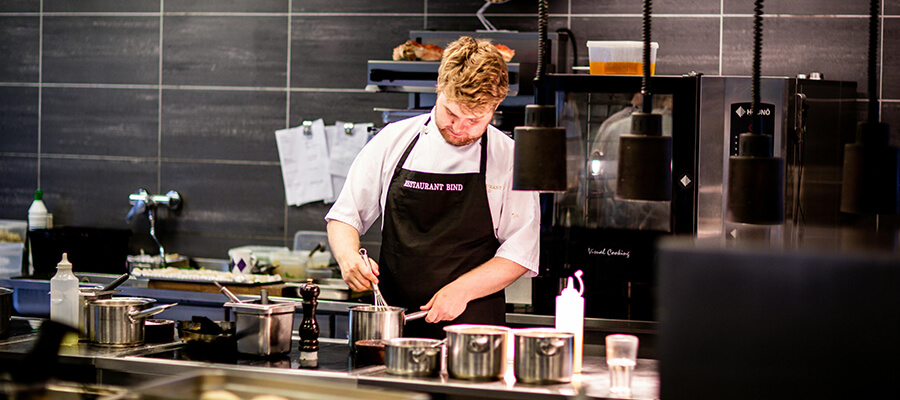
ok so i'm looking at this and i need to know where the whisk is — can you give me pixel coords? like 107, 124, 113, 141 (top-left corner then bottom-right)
359, 248, 389, 308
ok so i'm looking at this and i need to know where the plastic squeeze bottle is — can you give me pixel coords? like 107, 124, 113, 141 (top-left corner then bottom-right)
555, 269, 585, 373
27, 189, 51, 230
50, 253, 79, 345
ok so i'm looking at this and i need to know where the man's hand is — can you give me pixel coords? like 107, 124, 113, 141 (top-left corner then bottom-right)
338, 251, 379, 292
419, 257, 528, 323
420, 282, 471, 323
328, 220, 379, 292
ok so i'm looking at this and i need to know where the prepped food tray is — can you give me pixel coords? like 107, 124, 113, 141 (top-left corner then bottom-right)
131, 267, 282, 285
105, 369, 428, 400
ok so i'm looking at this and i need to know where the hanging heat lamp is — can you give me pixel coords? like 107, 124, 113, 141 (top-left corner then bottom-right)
839, 0, 899, 215
725, 0, 784, 225
615, 0, 672, 201
513, 0, 566, 191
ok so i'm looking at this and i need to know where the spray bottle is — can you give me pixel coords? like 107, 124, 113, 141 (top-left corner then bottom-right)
555, 269, 584, 373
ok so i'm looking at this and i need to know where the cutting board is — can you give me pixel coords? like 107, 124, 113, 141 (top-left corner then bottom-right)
148, 280, 286, 297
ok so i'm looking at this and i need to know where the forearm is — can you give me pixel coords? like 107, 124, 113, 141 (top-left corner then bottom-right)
421, 257, 527, 322
327, 219, 376, 291
447, 257, 528, 303
326, 219, 361, 267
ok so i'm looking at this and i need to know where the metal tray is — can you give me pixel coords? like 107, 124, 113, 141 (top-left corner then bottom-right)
284, 279, 351, 301
101, 369, 427, 400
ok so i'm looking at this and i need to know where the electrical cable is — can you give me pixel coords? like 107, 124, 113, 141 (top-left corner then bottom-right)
555, 28, 577, 73
641, 0, 653, 113
750, 0, 762, 131
535, 0, 548, 102
867, 0, 879, 123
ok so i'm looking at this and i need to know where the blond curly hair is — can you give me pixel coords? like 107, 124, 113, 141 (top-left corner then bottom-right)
437, 36, 509, 114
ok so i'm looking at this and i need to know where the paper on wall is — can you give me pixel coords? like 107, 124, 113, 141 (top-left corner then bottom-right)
323, 121, 370, 203
329, 121, 371, 177
275, 119, 333, 206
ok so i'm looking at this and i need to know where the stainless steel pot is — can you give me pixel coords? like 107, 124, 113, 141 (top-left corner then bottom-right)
444, 324, 509, 380
348, 305, 427, 351
89, 297, 178, 346
0, 287, 12, 338
77, 288, 117, 339
225, 299, 295, 356
513, 328, 574, 384
385, 338, 442, 377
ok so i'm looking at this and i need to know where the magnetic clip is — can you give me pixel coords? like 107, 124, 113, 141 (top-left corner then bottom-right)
302, 120, 313, 136
344, 123, 355, 135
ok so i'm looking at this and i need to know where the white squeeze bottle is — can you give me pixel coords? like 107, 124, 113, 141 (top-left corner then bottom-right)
28, 189, 50, 230
50, 253, 79, 345
555, 269, 585, 373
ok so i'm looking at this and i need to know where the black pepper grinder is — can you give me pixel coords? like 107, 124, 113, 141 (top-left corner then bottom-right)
298, 278, 320, 367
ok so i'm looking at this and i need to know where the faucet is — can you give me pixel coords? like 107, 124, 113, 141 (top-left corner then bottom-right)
127, 188, 182, 267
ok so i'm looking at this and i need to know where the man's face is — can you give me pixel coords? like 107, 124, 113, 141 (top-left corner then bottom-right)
434, 93, 495, 147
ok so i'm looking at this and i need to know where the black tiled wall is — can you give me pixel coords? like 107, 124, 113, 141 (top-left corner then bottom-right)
1, 0, 898, 259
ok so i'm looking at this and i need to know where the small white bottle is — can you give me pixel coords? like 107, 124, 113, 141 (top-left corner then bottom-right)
27, 189, 51, 230
555, 269, 585, 373
50, 253, 80, 343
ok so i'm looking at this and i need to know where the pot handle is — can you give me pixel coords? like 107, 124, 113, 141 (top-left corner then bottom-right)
467, 335, 491, 353
537, 338, 566, 357
128, 303, 178, 322
405, 310, 428, 322
409, 348, 426, 364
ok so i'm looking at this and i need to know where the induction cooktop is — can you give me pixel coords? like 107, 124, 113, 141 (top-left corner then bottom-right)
140, 338, 378, 373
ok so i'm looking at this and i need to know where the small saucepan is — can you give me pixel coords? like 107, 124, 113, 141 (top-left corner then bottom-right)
89, 297, 178, 346
353, 339, 388, 366
348, 305, 427, 351
385, 338, 443, 377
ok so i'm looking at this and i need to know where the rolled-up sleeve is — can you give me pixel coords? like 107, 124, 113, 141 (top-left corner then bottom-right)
493, 167, 541, 278
325, 136, 386, 235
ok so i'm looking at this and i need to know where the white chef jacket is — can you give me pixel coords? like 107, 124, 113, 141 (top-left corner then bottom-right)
325, 109, 540, 277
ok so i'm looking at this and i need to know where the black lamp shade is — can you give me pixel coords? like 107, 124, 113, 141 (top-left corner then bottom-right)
840, 121, 900, 214
616, 134, 672, 201
726, 155, 785, 225
840, 143, 900, 214
615, 112, 672, 201
513, 105, 567, 191
513, 125, 567, 191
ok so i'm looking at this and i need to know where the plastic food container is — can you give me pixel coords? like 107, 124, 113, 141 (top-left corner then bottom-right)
0, 220, 27, 243
0, 243, 24, 279
587, 41, 658, 75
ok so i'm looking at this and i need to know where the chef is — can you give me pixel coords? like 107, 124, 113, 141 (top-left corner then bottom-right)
325, 36, 539, 339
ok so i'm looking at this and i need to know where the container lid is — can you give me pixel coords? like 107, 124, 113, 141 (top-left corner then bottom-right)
225, 300, 295, 315
586, 40, 659, 48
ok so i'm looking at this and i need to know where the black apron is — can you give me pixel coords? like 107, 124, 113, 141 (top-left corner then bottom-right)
378, 119, 505, 339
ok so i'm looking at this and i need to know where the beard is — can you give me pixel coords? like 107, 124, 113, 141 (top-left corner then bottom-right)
438, 125, 482, 147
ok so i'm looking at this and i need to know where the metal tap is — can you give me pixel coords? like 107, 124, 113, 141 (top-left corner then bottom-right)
127, 188, 182, 267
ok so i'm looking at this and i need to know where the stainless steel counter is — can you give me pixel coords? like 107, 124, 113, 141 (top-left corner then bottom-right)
1, 317, 659, 400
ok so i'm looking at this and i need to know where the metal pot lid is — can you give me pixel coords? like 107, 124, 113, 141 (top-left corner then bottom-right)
224, 301, 295, 314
